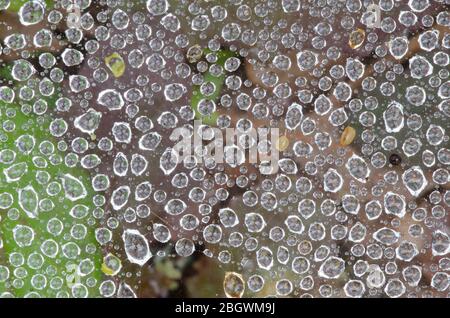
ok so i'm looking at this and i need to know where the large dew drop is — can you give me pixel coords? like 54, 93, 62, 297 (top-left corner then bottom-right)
383, 101, 404, 133
18, 185, 39, 218
61, 174, 87, 201
122, 229, 152, 266
402, 166, 428, 197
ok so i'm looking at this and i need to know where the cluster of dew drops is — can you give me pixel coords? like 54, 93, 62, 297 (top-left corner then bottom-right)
0, 0, 449, 298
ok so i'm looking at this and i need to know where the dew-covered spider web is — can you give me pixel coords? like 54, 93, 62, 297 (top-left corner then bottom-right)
0, 0, 449, 298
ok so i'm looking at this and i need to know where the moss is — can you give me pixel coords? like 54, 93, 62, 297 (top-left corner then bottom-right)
185, 257, 226, 297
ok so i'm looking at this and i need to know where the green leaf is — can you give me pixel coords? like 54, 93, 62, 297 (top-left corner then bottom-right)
190, 49, 237, 126
7, 0, 54, 13
0, 86, 102, 297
